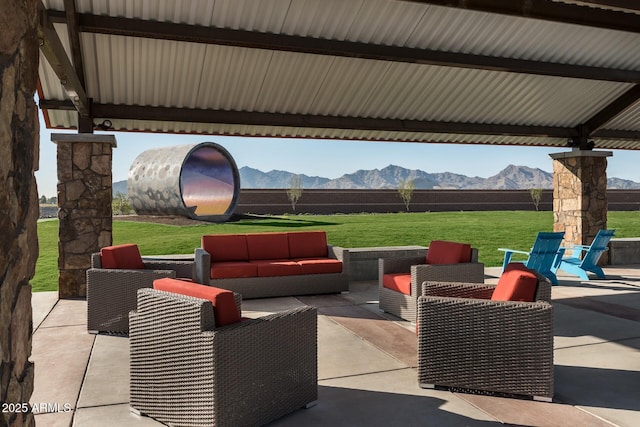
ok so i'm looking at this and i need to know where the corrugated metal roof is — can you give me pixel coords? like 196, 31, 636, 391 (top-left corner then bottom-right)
38, 0, 640, 149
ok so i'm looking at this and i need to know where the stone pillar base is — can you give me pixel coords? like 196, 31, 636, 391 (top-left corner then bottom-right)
53, 134, 117, 298
550, 150, 611, 259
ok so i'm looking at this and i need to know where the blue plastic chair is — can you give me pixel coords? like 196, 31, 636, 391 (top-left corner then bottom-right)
556, 229, 615, 280
498, 231, 565, 285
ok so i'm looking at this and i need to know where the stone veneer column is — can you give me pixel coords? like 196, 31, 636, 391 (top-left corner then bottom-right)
52, 134, 117, 299
550, 150, 612, 250
1, 1, 38, 425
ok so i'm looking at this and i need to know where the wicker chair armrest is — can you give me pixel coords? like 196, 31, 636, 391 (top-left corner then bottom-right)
379, 256, 425, 275
194, 248, 211, 285
421, 281, 496, 299
411, 262, 485, 297
143, 260, 194, 279
88, 267, 176, 282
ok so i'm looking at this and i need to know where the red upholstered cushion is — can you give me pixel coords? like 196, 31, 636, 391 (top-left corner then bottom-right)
153, 278, 241, 327
250, 260, 302, 277
210, 262, 258, 279
202, 234, 249, 262
426, 240, 472, 265
491, 264, 539, 302
382, 273, 412, 296
295, 258, 343, 274
100, 244, 145, 269
288, 231, 328, 258
246, 233, 290, 260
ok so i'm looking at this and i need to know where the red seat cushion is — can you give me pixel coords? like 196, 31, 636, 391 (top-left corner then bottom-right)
426, 240, 472, 265
202, 234, 249, 262
491, 263, 539, 302
295, 258, 343, 274
246, 233, 290, 260
288, 231, 329, 258
250, 260, 303, 277
210, 261, 258, 279
382, 273, 412, 296
100, 244, 145, 269
153, 278, 241, 327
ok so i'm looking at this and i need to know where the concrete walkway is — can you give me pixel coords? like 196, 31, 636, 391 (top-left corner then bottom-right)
30, 267, 640, 426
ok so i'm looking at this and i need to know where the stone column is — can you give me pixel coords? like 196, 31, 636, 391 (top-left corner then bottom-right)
550, 150, 612, 251
1, 1, 38, 425
52, 134, 117, 299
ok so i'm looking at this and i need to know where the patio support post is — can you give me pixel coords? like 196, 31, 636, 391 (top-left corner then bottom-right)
550, 150, 612, 258
1, 0, 39, 425
52, 134, 117, 299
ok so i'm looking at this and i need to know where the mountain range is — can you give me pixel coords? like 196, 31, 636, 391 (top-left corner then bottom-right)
113, 164, 640, 194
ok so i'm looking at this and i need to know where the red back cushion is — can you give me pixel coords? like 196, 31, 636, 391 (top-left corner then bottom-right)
491, 263, 539, 302
202, 234, 249, 262
426, 240, 472, 265
288, 231, 328, 258
246, 233, 290, 260
153, 278, 241, 327
100, 244, 145, 269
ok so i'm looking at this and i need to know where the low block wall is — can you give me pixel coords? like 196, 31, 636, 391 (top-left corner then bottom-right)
349, 246, 428, 281
609, 238, 640, 265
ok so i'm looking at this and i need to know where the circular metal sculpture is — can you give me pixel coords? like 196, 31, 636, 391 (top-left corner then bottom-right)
128, 142, 240, 222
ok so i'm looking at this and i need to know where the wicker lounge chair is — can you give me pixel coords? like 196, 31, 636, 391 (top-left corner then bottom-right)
379, 241, 484, 322
86, 244, 194, 334
417, 266, 554, 400
129, 287, 318, 427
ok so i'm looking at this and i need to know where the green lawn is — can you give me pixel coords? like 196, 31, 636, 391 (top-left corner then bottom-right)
32, 211, 640, 292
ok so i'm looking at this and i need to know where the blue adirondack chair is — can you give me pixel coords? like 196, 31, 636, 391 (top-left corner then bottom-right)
556, 229, 615, 280
498, 231, 565, 285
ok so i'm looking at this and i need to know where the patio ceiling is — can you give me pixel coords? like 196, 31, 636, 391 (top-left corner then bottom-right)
37, 0, 640, 150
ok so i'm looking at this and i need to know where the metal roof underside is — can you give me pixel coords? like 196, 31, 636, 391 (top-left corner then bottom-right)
37, 0, 640, 150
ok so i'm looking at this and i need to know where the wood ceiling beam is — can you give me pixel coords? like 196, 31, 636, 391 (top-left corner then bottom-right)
46, 10, 640, 84
407, 0, 640, 33
37, 4, 91, 116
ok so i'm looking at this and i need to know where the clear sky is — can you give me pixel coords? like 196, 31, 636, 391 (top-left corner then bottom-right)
35, 110, 640, 199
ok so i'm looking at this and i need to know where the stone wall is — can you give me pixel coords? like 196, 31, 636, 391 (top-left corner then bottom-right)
0, 1, 39, 426
551, 150, 611, 248
53, 134, 116, 299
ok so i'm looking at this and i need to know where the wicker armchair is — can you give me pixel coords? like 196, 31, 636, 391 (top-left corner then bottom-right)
129, 288, 318, 427
86, 248, 194, 334
417, 271, 554, 400
378, 243, 484, 322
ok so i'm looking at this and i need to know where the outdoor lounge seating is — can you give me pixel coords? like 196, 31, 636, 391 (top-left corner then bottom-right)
86, 243, 194, 334
498, 231, 565, 284
194, 231, 349, 298
129, 278, 318, 427
417, 263, 554, 400
557, 229, 615, 280
378, 240, 484, 322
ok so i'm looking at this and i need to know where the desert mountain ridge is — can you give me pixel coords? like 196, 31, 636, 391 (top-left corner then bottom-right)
112, 164, 640, 194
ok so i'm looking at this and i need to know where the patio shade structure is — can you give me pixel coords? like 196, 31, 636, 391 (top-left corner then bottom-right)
35, 0, 640, 298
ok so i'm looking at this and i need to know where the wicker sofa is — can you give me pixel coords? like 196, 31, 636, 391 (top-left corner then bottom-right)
194, 231, 349, 298
379, 240, 484, 322
129, 279, 318, 427
86, 244, 194, 334
417, 263, 554, 400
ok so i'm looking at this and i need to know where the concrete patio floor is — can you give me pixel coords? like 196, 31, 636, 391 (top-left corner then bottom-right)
30, 266, 640, 427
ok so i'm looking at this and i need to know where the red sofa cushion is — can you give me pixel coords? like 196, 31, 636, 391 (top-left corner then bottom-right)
288, 231, 329, 258
426, 240, 472, 265
202, 234, 249, 262
100, 244, 145, 269
153, 278, 241, 326
382, 273, 412, 296
491, 263, 539, 302
210, 262, 258, 279
246, 233, 290, 260
295, 258, 343, 274
250, 260, 303, 277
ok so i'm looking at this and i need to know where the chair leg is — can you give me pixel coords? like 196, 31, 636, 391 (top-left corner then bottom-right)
533, 396, 553, 403
304, 400, 318, 409
419, 383, 435, 390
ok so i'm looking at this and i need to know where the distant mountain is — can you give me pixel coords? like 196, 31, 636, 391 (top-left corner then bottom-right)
112, 164, 640, 193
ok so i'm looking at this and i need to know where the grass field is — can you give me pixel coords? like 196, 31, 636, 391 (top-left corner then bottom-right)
32, 211, 640, 292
